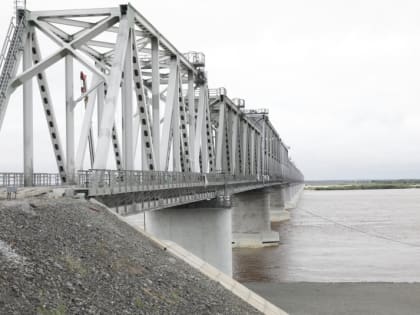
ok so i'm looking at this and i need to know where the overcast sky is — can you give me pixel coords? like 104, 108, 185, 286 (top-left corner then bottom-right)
1, 0, 420, 180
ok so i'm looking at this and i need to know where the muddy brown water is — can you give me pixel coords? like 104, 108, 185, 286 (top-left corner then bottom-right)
233, 189, 420, 283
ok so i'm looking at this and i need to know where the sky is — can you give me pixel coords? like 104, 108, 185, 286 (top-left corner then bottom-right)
1, 0, 420, 180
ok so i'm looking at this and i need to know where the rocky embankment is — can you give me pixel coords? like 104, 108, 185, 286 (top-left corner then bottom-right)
0, 197, 261, 314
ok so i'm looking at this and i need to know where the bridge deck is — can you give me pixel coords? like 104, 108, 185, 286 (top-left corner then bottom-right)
0, 170, 286, 213
79, 170, 285, 213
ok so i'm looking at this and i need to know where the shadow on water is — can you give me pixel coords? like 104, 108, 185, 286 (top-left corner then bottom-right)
233, 222, 288, 282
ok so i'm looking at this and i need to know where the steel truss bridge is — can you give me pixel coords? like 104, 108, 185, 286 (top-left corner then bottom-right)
0, 3, 303, 212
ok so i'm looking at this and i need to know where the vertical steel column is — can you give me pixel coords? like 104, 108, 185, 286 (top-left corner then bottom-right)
267, 127, 271, 175
65, 55, 75, 183
270, 127, 276, 174
23, 29, 33, 186
122, 32, 133, 170
261, 120, 266, 177
237, 118, 243, 174
276, 138, 280, 176
256, 133, 261, 179
231, 112, 238, 174
97, 82, 104, 136
250, 129, 255, 175
241, 122, 248, 175
215, 101, 225, 172
151, 37, 160, 169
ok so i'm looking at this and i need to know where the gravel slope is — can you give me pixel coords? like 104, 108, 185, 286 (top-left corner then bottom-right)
0, 198, 261, 315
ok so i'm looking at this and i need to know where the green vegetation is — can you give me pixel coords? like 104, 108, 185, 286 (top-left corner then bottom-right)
62, 254, 87, 276
134, 297, 143, 308
37, 304, 66, 315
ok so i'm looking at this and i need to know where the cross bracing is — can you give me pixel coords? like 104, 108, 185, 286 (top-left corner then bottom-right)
0, 4, 303, 209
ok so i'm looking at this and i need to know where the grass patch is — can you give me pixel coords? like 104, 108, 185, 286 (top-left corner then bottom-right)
62, 255, 87, 276
37, 303, 66, 315
134, 297, 143, 308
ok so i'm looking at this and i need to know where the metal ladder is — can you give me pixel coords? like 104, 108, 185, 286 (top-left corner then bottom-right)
0, 15, 26, 130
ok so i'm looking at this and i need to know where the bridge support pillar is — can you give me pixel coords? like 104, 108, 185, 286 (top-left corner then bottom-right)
283, 183, 305, 210
232, 189, 279, 247
268, 185, 290, 223
145, 205, 232, 275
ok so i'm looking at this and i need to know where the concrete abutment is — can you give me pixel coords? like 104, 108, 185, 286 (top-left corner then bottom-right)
145, 204, 233, 275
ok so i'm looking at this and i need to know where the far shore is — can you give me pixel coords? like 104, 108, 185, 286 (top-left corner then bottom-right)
305, 183, 420, 190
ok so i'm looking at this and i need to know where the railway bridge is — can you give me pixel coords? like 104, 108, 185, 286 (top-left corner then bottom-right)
0, 2, 304, 275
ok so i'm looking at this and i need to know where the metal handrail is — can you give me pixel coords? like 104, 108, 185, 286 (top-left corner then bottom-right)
0, 172, 61, 187
0, 18, 16, 78
0, 16, 25, 99
77, 169, 282, 193
242, 108, 269, 115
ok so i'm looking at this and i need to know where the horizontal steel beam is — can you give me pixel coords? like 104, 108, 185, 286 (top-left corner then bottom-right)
29, 7, 120, 19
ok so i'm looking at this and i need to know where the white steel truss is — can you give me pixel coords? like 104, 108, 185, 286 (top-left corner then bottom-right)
0, 4, 304, 186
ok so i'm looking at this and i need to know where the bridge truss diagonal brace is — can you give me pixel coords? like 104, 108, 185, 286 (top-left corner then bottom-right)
203, 88, 213, 173
215, 101, 225, 172
178, 69, 191, 172
151, 36, 160, 170
11, 15, 116, 91
193, 86, 206, 173
187, 71, 196, 171
121, 34, 134, 171
98, 77, 123, 171
31, 30, 68, 183
160, 57, 178, 171
32, 19, 108, 76
75, 74, 101, 171
93, 13, 131, 169
131, 29, 156, 171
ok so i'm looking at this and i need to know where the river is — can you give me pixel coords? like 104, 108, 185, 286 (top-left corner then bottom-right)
233, 188, 420, 282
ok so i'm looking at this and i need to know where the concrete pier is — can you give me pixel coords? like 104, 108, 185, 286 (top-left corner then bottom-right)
265, 184, 305, 223
145, 205, 233, 275
232, 189, 280, 248
268, 185, 290, 223
284, 184, 305, 209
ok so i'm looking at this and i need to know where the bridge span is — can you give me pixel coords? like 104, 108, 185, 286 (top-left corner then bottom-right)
0, 3, 304, 275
